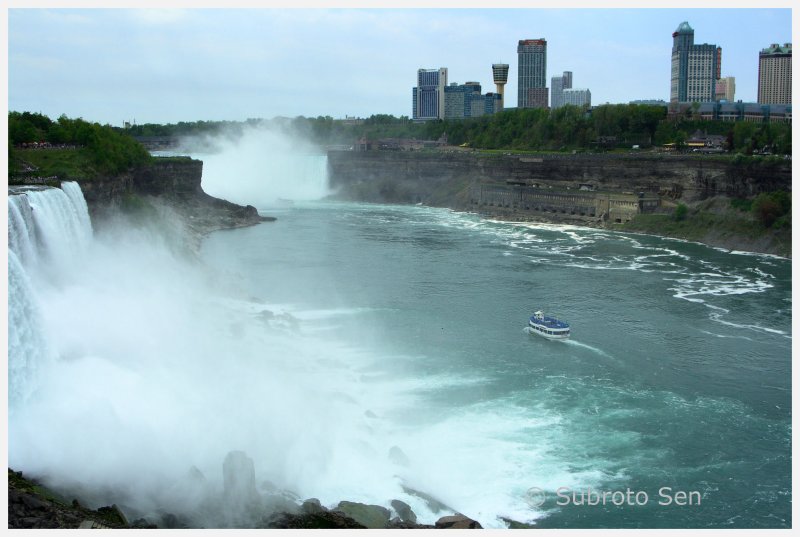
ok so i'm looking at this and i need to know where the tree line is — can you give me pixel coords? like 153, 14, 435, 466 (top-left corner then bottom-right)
10, 105, 791, 170
117, 104, 791, 155
9, 111, 150, 175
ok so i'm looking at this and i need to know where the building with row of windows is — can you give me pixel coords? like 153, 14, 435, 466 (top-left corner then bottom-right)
670, 21, 721, 104
670, 22, 790, 107
698, 101, 791, 123
758, 43, 792, 105
517, 38, 548, 109
550, 71, 591, 109
550, 71, 571, 109
442, 82, 502, 119
563, 88, 592, 108
412, 68, 448, 121
414, 65, 506, 120
715, 76, 736, 102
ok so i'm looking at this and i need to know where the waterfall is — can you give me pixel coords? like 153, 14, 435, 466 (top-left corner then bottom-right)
17, 183, 93, 273
7, 181, 93, 408
8, 193, 38, 268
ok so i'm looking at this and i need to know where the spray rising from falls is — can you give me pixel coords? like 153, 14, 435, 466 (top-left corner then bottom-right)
6, 181, 453, 528
9, 181, 601, 529
180, 124, 330, 209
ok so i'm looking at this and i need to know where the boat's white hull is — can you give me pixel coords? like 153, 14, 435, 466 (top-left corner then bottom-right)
528, 321, 570, 340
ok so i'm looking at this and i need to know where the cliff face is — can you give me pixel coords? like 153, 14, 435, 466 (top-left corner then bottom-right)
75, 158, 266, 240
327, 151, 792, 207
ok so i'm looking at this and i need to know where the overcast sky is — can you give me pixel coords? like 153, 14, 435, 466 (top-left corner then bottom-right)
6, 6, 794, 126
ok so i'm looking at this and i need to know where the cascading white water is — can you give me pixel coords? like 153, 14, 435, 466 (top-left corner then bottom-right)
8, 249, 53, 408
6, 178, 415, 527
8, 193, 38, 268
8, 182, 93, 409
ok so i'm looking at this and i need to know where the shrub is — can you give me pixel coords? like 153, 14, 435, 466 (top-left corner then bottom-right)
730, 198, 753, 212
752, 191, 791, 228
674, 203, 688, 221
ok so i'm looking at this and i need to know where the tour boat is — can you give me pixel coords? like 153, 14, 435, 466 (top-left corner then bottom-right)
528, 310, 570, 340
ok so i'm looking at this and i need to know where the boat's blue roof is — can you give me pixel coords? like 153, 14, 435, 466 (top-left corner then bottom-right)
530, 315, 570, 329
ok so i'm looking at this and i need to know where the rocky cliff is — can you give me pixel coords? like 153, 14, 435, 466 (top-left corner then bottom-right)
70, 157, 270, 252
327, 151, 791, 207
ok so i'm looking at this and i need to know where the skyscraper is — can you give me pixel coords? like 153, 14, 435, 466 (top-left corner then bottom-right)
413, 68, 448, 120
670, 22, 720, 103
517, 39, 548, 108
550, 71, 573, 109
758, 43, 792, 105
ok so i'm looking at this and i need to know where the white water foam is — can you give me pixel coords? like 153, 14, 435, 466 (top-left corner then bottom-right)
9, 184, 572, 528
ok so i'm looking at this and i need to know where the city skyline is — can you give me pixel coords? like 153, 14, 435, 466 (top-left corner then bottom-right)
6, 7, 793, 125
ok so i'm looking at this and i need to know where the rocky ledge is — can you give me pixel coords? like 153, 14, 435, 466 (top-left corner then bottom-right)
8, 470, 155, 529
7, 450, 495, 529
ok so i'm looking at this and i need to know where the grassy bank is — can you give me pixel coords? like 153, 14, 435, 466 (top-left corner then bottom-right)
621, 198, 791, 258
9, 148, 101, 182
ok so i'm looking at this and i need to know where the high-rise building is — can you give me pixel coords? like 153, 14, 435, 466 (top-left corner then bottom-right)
492, 63, 509, 111
444, 82, 482, 119
563, 88, 591, 108
550, 71, 573, 109
670, 22, 720, 103
413, 68, 448, 120
758, 43, 792, 105
444, 82, 503, 119
517, 39, 548, 108
715, 76, 736, 102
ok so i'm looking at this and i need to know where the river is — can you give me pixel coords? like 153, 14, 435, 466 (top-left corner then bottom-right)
7, 165, 791, 528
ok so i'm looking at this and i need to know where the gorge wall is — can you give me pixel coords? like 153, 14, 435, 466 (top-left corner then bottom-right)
326, 151, 792, 211
71, 158, 266, 243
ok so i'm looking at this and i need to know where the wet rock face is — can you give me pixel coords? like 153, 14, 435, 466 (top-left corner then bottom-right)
223, 450, 258, 502
335, 501, 391, 528
263, 509, 366, 529
435, 514, 484, 529
7, 469, 154, 529
391, 499, 417, 524
222, 450, 261, 525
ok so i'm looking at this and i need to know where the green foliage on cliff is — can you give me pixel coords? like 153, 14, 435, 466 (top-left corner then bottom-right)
752, 191, 791, 229
9, 111, 151, 179
624, 197, 791, 258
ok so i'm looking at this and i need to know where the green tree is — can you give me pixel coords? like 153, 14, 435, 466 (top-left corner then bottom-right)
752, 191, 791, 227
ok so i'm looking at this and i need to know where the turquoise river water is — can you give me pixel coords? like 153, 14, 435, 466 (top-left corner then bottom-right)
199, 200, 791, 528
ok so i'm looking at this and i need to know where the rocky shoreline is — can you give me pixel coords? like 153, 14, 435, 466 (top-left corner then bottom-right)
8, 455, 491, 530
470, 203, 791, 259
327, 150, 791, 258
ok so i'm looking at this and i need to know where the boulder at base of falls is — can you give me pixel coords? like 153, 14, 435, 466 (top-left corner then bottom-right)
435, 514, 483, 529
390, 499, 417, 524
335, 501, 391, 528
262, 509, 366, 529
